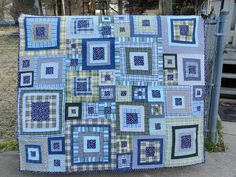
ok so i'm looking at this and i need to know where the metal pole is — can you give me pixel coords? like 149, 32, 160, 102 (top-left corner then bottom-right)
209, 10, 229, 144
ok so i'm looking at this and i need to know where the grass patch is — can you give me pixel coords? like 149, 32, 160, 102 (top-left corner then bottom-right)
205, 120, 226, 152
0, 140, 18, 151
0, 26, 17, 31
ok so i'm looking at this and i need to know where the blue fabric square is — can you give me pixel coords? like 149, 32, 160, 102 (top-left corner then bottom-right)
104, 107, 112, 114
87, 139, 96, 149
180, 25, 189, 36
121, 91, 127, 96
78, 20, 89, 28
121, 141, 127, 147
134, 56, 144, 66
175, 98, 182, 106
142, 20, 150, 26
48, 137, 65, 154
146, 147, 155, 157
93, 47, 105, 60
102, 26, 111, 35
25, 17, 60, 50
23, 60, 30, 68
23, 76, 30, 84
155, 123, 161, 130
46, 67, 54, 74
54, 159, 61, 167
167, 74, 174, 81
82, 38, 115, 70
70, 59, 78, 66
183, 58, 201, 81
31, 102, 50, 121
152, 90, 161, 98
120, 27, 125, 32
181, 135, 192, 149
126, 113, 138, 124
25, 145, 42, 164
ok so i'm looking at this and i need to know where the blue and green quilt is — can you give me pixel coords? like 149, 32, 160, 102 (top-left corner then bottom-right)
18, 15, 205, 173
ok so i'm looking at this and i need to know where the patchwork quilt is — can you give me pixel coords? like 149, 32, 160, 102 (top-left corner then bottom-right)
18, 15, 205, 173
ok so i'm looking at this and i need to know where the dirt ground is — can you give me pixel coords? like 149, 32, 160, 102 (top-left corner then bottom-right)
0, 28, 18, 140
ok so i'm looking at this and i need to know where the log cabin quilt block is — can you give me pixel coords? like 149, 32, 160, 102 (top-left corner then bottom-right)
18, 15, 205, 173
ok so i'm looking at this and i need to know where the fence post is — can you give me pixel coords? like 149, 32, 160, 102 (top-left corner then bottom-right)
209, 10, 229, 144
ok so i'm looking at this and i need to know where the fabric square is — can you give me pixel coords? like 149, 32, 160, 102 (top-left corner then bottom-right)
82, 102, 99, 119
65, 103, 82, 120
116, 136, 132, 153
132, 86, 147, 102
99, 70, 115, 85
164, 69, 178, 85
126, 47, 152, 75
48, 137, 65, 154
19, 138, 48, 171
165, 87, 191, 117
66, 70, 99, 102
19, 71, 33, 87
115, 23, 130, 37
101, 26, 111, 35
148, 103, 164, 118
132, 136, 165, 169
163, 54, 177, 69
19, 90, 63, 135
130, 16, 161, 37
99, 86, 115, 101
82, 38, 115, 70
25, 17, 60, 50
119, 104, 145, 132
48, 155, 66, 172
31, 102, 50, 121
66, 16, 99, 39
36, 57, 64, 85
25, 145, 42, 163
193, 86, 205, 100
71, 124, 111, 165
168, 17, 198, 46
171, 125, 198, 159
148, 86, 164, 102
177, 54, 204, 85
117, 153, 132, 170
183, 58, 201, 81
149, 119, 166, 135
116, 85, 132, 102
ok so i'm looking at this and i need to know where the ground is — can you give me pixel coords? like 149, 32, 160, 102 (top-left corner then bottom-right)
0, 27, 17, 140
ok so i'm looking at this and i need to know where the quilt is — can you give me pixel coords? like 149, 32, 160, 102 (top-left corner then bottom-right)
17, 14, 205, 173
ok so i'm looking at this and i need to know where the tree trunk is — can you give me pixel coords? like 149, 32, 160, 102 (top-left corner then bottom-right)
38, 0, 44, 15
57, 0, 63, 15
68, 0, 72, 15
118, 0, 123, 15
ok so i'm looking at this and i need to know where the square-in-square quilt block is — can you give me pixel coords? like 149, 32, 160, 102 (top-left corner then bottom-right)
19, 138, 49, 172
164, 69, 178, 85
148, 86, 165, 102
168, 16, 198, 47
65, 103, 82, 120
24, 17, 60, 50
178, 54, 205, 85
165, 86, 191, 118
82, 38, 115, 70
35, 57, 65, 87
165, 118, 204, 167
118, 41, 162, 83
130, 16, 161, 37
116, 85, 132, 102
163, 54, 177, 69
65, 119, 116, 172
19, 90, 63, 135
116, 102, 149, 135
66, 16, 99, 39
99, 70, 115, 85
19, 57, 35, 72
19, 71, 34, 88
66, 70, 99, 102
132, 136, 165, 169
